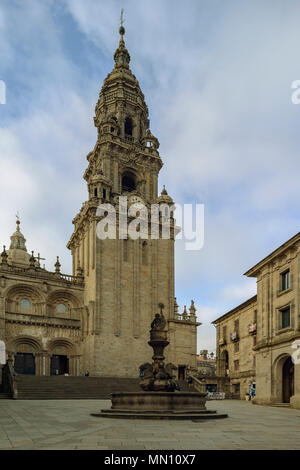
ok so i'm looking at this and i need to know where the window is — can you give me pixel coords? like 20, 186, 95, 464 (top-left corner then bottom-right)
122, 172, 136, 192
253, 355, 256, 368
281, 270, 290, 291
234, 319, 239, 332
56, 303, 67, 314
103, 188, 106, 199
222, 326, 227, 340
20, 299, 30, 310
253, 335, 257, 346
94, 188, 98, 197
234, 360, 239, 371
280, 306, 290, 329
254, 309, 257, 323
234, 342, 239, 353
124, 117, 133, 136
233, 383, 240, 394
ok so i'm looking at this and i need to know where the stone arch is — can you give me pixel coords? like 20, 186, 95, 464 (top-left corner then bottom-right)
124, 116, 133, 136
47, 338, 75, 355
122, 169, 137, 192
47, 338, 78, 376
8, 335, 43, 375
4, 283, 45, 315
272, 353, 294, 403
219, 349, 229, 377
46, 290, 82, 318
8, 335, 42, 353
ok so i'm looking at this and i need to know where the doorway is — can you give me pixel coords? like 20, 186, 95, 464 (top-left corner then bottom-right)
14, 353, 36, 375
282, 357, 294, 403
178, 366, 186, 381
50, 355, 69, 376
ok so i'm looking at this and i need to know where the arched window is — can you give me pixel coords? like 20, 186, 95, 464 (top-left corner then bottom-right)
20, 299, 30, 310
124, 117, 133, 136
122, 171, 136, 192
56, 303, 67, 314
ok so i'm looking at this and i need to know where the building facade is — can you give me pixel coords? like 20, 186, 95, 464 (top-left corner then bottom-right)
245, 233, 300, 409
0, 26, 199, 380
213, 296, 257, 399
214, 232, 300, 409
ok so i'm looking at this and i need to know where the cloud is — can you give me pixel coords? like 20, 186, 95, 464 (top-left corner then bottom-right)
1, 0, 300, 354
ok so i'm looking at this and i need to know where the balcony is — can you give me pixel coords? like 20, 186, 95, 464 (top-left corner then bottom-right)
230, 331, 239, 342
248, 322, 257, 334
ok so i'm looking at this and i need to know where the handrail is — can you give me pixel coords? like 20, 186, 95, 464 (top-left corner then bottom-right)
189, 375, 206, 393
2, 358, 18, 399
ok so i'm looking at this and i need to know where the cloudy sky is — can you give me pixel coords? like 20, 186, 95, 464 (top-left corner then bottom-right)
1, 0, 300, 353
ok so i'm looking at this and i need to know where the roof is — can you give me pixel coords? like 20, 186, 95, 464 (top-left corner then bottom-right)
196, 356, 215, 363
244, 232, 300, 278
212, 295, 257, 325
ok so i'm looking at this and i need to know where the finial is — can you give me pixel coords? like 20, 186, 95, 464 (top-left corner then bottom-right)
29, 250, 36, 267
55, 256, 61, 274
1, 246, 8, 265
158, 303, 164, 315
16, 211, 20, 231
161, 185, 168, 195
119, 8, 125, 36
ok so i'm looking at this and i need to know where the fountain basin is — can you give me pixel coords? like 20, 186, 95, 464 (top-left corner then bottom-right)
91, 391, 228, 420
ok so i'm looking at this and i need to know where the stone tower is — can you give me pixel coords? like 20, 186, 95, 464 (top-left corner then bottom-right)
67, 25, 198, 377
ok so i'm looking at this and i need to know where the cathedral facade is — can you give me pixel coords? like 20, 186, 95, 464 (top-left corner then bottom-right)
0, 26, 199, 379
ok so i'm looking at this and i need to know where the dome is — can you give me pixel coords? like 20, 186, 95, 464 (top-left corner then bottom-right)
7, 219, 30, 267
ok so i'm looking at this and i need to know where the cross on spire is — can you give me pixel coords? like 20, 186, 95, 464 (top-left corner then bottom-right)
119, 8, 125, 37
16, 211, 20, 230
120, 8, 125, 27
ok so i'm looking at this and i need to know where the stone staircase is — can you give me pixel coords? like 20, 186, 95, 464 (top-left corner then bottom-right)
3, 376, 197, 400
14, 375, 141, 400
271, 402, 291, 408
0, 392, 12, 399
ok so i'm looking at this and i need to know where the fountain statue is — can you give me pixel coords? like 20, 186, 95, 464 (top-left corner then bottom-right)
92, 304, 228, 420
139, 303, 178, 392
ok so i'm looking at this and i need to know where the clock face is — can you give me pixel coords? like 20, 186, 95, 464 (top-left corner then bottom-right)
129, 195, 144, 205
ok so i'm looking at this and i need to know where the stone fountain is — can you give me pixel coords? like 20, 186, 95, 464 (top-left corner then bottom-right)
92, 304, 227, 420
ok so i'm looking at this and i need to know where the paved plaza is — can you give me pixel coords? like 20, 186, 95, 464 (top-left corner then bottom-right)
0, 399, 299, 450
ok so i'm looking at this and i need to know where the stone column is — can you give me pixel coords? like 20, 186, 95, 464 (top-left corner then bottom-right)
0, 296, 5, 342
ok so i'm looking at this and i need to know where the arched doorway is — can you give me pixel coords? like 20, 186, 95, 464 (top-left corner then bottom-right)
9, 336, 42, 375
220, 350, 229, 376
282, 357, 294, 403
50, 355, 69, 375
48, 339, 74, 376
14, 352, 35, 375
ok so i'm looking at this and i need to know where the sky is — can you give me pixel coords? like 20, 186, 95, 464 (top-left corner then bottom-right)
1, 0, 300, 353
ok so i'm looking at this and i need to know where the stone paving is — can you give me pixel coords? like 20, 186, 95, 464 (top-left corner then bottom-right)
0, 399, 299, 450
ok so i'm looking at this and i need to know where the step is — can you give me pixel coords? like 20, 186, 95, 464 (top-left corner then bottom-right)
0, 394, 12, 399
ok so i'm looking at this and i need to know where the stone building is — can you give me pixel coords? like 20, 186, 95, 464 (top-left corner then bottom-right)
0, 25, 199, 380
196, 350, 216, 377
245, 232, 300, 409
213, 232, 300, 409
213, 296, 257, 399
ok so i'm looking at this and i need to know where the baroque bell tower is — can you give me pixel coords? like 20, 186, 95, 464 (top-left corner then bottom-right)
67, 22, 198, 377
